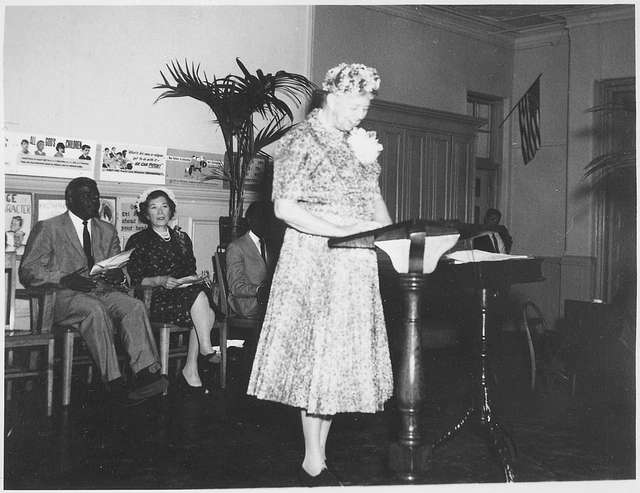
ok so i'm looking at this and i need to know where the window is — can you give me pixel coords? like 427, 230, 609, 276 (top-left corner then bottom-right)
467, 93, 503, 223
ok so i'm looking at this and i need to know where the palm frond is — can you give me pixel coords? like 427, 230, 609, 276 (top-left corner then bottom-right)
585, 103, 635, 114
154, 58, 314, 221
584, 151, 636, 178
254, 116, 295, 154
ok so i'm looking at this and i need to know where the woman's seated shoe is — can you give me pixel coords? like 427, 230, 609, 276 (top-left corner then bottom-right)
129, 368, 168, 400
178, 371, 205, 395
298, 467, 343, 487
197, 351, 221, 376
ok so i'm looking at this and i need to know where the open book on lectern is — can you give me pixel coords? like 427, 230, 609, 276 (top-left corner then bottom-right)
328, 219, 461, 274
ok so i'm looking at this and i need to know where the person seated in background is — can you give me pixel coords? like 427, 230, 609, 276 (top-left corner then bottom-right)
19, 177, 167, 406
225, 201, 276, 319
125, 187, 217, 394
472, 208, 513, 254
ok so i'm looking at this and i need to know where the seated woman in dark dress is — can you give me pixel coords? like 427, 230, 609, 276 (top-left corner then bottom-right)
126, 187, 217, 393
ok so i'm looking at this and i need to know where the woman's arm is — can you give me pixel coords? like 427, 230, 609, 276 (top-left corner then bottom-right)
274, 199, 372, 237
373, 193, 393, 226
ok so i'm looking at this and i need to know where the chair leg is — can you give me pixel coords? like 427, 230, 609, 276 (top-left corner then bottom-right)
6, 349, 15, 401
47, 339, 54, 417
62, 330, 74, 407
6, 380, 13, 401
220, 322, 227, 390
160, 326, 169, 376
160, 326, 169, 396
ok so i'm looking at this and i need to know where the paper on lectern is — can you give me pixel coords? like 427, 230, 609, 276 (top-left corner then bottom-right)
375, 234, 460, 274
445, 250, 530, 264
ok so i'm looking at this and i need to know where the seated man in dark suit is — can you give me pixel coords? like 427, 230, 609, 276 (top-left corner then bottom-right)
225, 201, 276, 319
472, 208, 513, 254
19, 177, 167, 405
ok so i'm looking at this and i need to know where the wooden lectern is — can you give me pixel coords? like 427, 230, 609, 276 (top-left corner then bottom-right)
329, 219, 460, 482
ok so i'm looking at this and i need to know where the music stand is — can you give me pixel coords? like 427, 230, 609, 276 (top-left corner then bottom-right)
329, 219, 460, 481
430, 256, 543, 482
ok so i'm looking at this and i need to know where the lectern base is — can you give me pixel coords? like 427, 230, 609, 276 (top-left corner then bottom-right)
432, 407, 516, 482
389, 441, 432, 482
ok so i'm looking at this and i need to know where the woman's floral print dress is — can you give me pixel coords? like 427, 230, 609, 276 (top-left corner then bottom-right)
126, 227, 210, 326
247, 110, 393, 415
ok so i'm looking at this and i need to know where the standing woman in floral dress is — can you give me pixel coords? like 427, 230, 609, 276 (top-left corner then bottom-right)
247, 63, 394, 486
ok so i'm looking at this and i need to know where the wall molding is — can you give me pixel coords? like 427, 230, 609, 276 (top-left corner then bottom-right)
4, 174, 259, 205
363, 5, 516, 48
368, 99, 484, 138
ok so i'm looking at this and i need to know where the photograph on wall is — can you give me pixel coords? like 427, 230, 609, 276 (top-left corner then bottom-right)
99, 142, 167, 184
99, 197, 117, 226
117, 197, 146, 248
4, 131, 96, 179
35, 194, 67, 222
4, 192, 33, 255
166, 147, 225, 187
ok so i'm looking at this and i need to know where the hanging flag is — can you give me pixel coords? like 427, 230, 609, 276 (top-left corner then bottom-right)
517, 76, 541, 164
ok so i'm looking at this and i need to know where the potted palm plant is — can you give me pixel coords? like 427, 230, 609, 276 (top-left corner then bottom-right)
154, 58, 315, 243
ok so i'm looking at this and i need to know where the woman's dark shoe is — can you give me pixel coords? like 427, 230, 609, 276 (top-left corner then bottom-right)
298, 467, 343, 487
324, 463, 344, 486
197, 351, 220, 370
177, 371, 205, 396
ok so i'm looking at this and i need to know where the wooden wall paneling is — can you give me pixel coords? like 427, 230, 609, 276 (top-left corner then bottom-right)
452, 137, 474, 222
364, 99, 482, 225
370, 122, 403, 222
405, 131, 426, 221
429, 133, 451, 221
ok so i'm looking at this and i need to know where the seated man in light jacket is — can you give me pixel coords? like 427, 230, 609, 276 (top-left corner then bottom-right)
225, 201, 275, 319
19, 177, 167, 406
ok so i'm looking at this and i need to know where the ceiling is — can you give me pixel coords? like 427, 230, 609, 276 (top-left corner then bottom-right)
423, 4, 614, 35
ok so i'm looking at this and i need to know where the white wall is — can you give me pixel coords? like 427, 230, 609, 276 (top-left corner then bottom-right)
4, 5, 311, 153
311, 6, 513, 114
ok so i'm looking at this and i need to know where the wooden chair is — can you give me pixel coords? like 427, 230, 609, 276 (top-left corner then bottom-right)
18, 268, 148, 408
139, 286, 191, 394
521, 301, 572, 393
212, 251, 263, 389
4, 252, 55, 416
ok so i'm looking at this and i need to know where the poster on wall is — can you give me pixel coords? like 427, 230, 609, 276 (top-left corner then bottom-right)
117, 197, 146, 248
4, 131, 96, 179
4, 192, 32, 255
165, 147, 225, 187
99, 142, 167, 184
35, 194, 67, 222
219, 155, 269, 192
99, 197, 117, 226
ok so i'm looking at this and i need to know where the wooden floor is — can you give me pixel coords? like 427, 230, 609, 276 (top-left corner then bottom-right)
3, 337, 636, 490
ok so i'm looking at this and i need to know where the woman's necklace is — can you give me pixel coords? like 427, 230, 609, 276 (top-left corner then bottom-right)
153, 227, 171, 241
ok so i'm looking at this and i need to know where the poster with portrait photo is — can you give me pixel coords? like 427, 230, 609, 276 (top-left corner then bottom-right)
4, 192, 32, 255
4, 131, 96, 179
99, 142, 167, 184
99, 197, 117, 227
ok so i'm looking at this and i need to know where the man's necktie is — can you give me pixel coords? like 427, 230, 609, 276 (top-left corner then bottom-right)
259, 238, 267, 264
82, 220, 94, 269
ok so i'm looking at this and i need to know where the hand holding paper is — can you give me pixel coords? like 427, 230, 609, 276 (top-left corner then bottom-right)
90, 249, 134, 276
